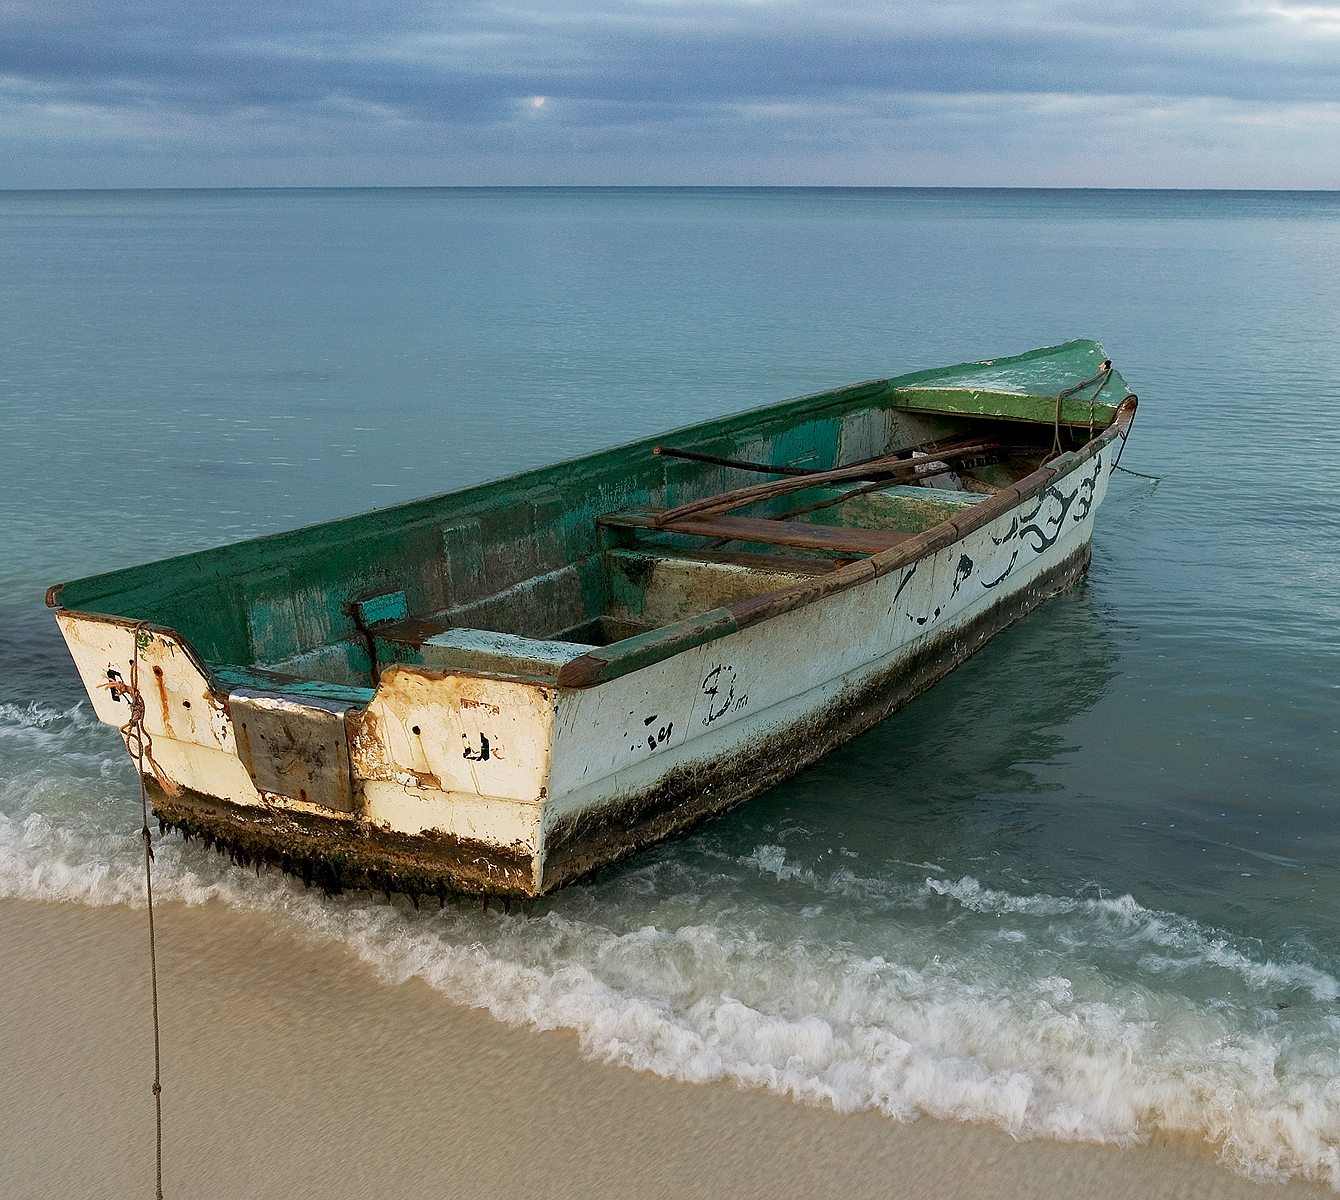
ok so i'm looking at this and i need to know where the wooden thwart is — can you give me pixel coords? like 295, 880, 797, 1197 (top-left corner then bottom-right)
653, 433, 1003, 481
600, 506, 912, 554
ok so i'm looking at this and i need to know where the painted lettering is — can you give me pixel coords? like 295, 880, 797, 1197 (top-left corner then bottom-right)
462, 732, 491, 761
102, 667, 126, 703
702, 664, 747, 726
631, 715, 674, 754
951, 554, 974, 596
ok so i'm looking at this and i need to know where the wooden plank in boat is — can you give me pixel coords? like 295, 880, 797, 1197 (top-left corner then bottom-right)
374, 616, 452, 647
600, 506, 913, 554
630, 546, 837, 575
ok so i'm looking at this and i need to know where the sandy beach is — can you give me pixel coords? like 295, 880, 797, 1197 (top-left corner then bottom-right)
0, 894, 1329, 1200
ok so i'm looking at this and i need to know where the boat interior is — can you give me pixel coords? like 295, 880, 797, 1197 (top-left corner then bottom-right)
53, 353, 1127, 695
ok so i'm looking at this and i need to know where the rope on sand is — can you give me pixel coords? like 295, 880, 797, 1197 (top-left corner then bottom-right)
102, 623, 168, 1198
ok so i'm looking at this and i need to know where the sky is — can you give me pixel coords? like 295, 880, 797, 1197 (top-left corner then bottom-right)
2, 0, 1339, 189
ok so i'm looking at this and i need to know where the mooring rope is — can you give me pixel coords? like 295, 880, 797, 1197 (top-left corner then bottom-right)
104, 623, 165, 1199
1052, 361, 1113, 458
1113, 464, 1162, 481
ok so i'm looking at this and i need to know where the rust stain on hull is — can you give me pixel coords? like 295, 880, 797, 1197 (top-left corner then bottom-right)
152, 666, 176, 739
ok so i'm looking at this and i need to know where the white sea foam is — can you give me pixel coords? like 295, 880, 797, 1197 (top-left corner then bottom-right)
5, 704, 1340, 1191
746, 844, 804, 882
927, 873, 1080, 915
5, 809, 1340, 1186
0, 701, 106, 760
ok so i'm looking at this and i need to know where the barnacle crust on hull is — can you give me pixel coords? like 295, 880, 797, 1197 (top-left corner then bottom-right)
49, 340, 1137, 901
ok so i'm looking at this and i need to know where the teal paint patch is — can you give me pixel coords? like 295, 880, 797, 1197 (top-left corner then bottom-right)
372, 634, 425, 670
356, 591, 408, 626
209, 664, 375, 707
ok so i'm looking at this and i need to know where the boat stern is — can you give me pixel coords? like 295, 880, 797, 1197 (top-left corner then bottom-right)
53, 610, 556, 899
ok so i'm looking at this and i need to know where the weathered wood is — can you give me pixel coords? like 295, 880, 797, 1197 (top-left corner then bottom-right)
371, 616, 451, 647
653, 432, 992, 479
600, 506, 913, 554
961, 477, 1004, 496
700, 478, 910, 550
562, 396, 1139, 692
48, 338, 1138, 900
697, 439, 1003, 548
653, 443, 996, 526
555, 608, 739, 687
771, 478, 907, 521
726, 396, 1138, 629
635, 546, 837, 574
890, 385, 1120, 427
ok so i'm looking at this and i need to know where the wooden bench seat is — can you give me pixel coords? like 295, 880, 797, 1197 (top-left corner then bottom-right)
371, 616, 451, 650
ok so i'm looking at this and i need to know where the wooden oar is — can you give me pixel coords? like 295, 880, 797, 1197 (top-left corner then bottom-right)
653, 432, 995, 478
699, 477, 902, 550
652, 446, 818, 476
652, 443, 996, 527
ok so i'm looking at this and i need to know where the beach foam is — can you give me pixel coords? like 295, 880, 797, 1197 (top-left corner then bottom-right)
3, 701, 1340, 1190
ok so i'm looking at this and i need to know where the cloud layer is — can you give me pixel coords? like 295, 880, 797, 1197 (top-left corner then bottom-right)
3, 0, 1339, 186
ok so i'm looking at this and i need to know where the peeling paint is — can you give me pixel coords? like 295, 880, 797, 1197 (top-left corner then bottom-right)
49, 340, 1137, 899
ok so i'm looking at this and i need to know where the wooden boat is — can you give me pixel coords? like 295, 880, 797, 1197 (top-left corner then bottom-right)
48, 340, 1137, 901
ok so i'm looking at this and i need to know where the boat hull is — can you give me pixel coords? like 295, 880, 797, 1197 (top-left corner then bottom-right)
142, 541, 1090, 900
540, 540, 1094, 890
58, 446, 1115, 899
49, 341, 1136, 899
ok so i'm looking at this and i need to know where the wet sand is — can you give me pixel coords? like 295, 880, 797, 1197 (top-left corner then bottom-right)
0, 895, 1329, 1200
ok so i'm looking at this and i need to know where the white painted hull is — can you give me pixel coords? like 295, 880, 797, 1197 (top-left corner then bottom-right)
56, 446, 1115, 898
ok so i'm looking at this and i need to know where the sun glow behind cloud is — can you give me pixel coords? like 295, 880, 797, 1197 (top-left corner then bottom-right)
1267, 3, 1340, 31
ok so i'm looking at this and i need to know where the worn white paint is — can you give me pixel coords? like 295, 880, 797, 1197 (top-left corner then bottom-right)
55, 612, 235, 752
543, 451, 1111, 836
56, 447, 1114, 892
361, 780, 542, 849
352, 667, 554, 800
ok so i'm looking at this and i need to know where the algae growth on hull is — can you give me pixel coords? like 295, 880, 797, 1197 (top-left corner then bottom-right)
50, 343, 1133, 899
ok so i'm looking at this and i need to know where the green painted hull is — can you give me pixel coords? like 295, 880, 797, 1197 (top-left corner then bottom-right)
49, 339, 1136, 898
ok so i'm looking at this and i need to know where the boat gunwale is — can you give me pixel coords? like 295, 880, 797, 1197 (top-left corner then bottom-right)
42, 339, 1113, 614
42, 374, 894, 614
49, 395, 1135, 702
45, 341, 1134, 704
553, 394, 1136, 686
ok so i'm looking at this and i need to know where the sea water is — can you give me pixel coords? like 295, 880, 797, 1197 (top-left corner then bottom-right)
3, 187, 1340, 1184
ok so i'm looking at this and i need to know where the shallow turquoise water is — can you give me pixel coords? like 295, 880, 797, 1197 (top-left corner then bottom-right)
4, 187, 1340, 1183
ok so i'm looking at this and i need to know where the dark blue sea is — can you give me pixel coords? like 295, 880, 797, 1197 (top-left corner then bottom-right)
4, 187, 1340, 1185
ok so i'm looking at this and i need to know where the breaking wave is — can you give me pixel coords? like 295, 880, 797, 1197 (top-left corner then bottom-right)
5, 702, 1340, 1188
